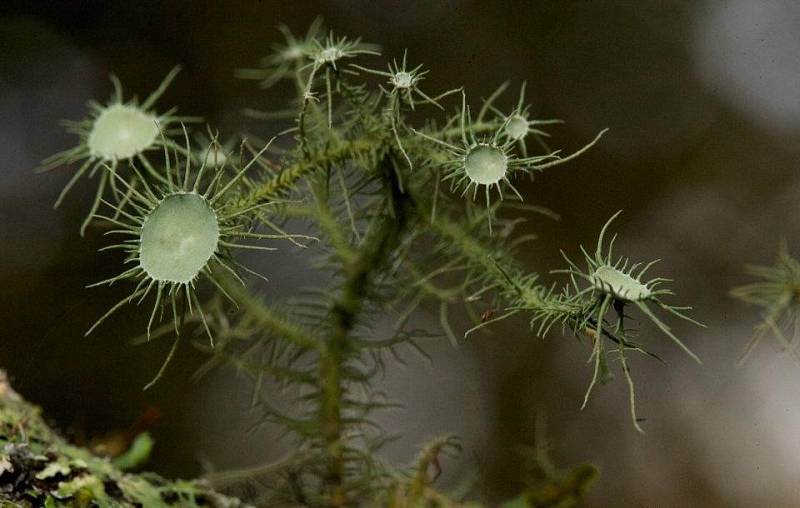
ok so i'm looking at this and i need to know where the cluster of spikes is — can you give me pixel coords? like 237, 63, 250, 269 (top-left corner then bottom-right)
731, 241, 800, 365
43, 18, 703, 506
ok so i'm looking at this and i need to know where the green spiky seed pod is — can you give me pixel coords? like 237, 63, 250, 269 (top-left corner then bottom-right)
555, 211, 704, 432
39, 66, 200, 235
86, 136, 313, 388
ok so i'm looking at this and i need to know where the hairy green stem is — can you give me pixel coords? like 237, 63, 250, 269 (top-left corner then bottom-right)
237, 137, 384, 208
218, 272, 320, 351
320, 154, 411, 506
428, 212, 586, 330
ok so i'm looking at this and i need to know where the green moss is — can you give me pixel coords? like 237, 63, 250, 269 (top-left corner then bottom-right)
0, 372, 245, 508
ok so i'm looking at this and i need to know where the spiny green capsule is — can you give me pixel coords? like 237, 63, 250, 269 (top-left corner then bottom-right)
85, 137, 299, 344
39, 66, 198, 235
557, 211, 703, 433
560, 211, 703, 364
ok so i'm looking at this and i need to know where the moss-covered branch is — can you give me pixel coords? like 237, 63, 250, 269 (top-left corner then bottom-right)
0, 371, 245, 508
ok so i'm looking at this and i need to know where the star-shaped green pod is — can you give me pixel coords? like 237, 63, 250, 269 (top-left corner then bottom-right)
87, 136, 313, 388
39, 66, 199, 235
557, 211, 703, 432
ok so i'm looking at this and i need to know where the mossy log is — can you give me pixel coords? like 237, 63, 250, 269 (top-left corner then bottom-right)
0, 371, 245, 508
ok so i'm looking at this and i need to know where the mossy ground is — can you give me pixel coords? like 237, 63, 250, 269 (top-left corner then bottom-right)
0, 372, 244, 508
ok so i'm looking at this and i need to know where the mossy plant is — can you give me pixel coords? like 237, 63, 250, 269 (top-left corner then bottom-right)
33, 19, 706, 507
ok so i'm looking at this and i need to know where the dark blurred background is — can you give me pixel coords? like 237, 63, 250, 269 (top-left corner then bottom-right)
2, 1, 800, 506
